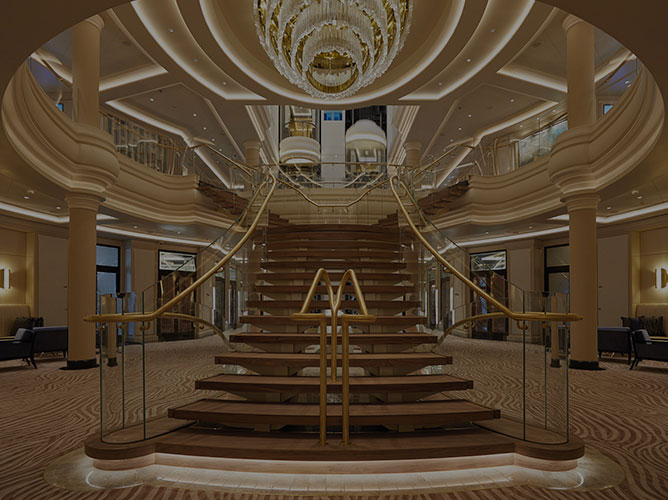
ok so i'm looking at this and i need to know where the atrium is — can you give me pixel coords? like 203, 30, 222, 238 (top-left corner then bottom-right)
0, 0, 667, 498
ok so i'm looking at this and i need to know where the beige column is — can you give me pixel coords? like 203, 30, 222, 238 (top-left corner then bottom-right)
244, 140, 262, 168
563, 15, 596, 128
72, 15, 104, 127
404, 141, 421, 168
567, 194, 600, 369
66, 194, 101, 369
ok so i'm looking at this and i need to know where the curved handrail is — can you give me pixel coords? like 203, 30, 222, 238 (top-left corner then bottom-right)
160, 312, 233, 350
441, 312, 507, 344
389, 175, 582, 328
291, 268, 376, 446
85, 172, 276, 326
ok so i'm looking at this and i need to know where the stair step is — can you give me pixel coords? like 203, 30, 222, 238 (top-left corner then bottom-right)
266, 232, 399, 243
168, 399, 500, 427
262, 261, 406, 271
254, 285, 416, 294
267, 224, 391, 235
241, 315, 426, 326
267, 250, 399, 260
195, 374, 472, 393
266, 240, 398, 250
246, 300, 419, 310
214, 352, 451, 369
230, 333, 437, 345
256, 273, 411, 283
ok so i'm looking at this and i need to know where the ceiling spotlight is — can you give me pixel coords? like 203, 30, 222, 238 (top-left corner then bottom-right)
222, 82, 227, 86
458, 127, 462, 131
218, 148, 222, 152
133, 225, 138, 229
438, 82, 443, 86
606, 206, 612, 210
637, 195, 643, 200
203, 126, 207, 130
466, 58, 472, 63
529, 226, 533, 229
519, 124, 523, 128
23, 195, 29, 200
625, 80, 631, 85
490, 28, 496, 33
55, 206, 61, 210
193, 57, 199, 63
467, 114, 472, 118
193, 113, 197, 117
450, 139, 454, 142
552, 109, 557, 113
485, 231, 489, 234
510, 98, 516, 103
168, 28, 175, 33
212, 138, 216, 142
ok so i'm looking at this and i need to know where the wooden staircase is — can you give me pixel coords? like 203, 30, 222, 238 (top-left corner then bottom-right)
167, 221, 500, 455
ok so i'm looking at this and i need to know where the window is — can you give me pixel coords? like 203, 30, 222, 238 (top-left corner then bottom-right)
545, 245, 570, 295
603, 104, 614, 114
96, 245, 120, 298
159, 251, 196, 272
469, 250, 508, 340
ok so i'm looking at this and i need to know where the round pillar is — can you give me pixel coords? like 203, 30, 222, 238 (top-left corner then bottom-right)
65, 193, 101, 369
563, 15, 596, 128
244, 140, 262, 168
566, 194, 600, 370
404, 141, 422, 168
72, 15, 104, 127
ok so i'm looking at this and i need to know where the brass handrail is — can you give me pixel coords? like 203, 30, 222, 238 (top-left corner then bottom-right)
441, 312, 507, 342
84, 172, 276, 326
160, 312, 233, 350
389, 175, 582, 328
290, 268, 376, 446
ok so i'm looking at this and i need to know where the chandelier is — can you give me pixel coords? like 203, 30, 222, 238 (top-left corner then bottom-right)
254, 0, 412, 100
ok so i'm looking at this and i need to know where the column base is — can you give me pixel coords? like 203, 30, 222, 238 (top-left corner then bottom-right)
63, 358, 98, 370
550, 358, 561, 368
569, 359, 603, 370
107, 357, 118, 367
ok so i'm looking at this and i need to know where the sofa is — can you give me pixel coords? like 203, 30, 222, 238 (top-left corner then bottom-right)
33, 327, 68, 359
598, 327, 633, 364
0, 328, 36, 367
630, 329, 668, 370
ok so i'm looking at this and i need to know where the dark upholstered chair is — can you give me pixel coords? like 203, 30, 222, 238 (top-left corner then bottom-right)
630, 329, 668, 370
32, 327, 68, 361
598, 327, 633, 364
0, 328, 36, 368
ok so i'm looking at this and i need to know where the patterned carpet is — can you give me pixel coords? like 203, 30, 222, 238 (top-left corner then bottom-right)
0, 335, 667, 500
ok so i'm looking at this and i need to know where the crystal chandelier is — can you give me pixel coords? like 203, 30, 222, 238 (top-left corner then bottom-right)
255, 0, 412, 100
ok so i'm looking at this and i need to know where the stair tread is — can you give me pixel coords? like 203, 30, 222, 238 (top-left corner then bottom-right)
196, 374, 472, 393
241, 315, 427, 325
246, 300, 419, 308
262, 261, 406, 269
230, 333, 437, 344
215, 352, 451, 368
254, 285, 415, 293
257, 273, 411, 282
169, 399, 500, 425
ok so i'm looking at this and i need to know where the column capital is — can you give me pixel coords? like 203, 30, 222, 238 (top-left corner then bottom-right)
565, 193, 600, 212
403, 141, 422, 153
243, 140, 262, 152
65, 192, 103, 212
81, 15, 105, 33
562, 14, 587, 33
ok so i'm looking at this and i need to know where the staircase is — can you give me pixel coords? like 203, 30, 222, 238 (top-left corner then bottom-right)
167, 221, 500, 455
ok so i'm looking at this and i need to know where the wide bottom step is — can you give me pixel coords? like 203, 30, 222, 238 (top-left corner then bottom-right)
168, 399, 500, 427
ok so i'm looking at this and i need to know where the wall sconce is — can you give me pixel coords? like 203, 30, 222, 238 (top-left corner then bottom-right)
655, 268, 668, 289
0, 268, 9, 289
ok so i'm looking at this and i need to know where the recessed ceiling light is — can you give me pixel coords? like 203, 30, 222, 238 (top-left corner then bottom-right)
510, 98, 516, 103
450, 139, 454, 142
466, 58, 472, 63
218, 148, 222, 152
212, 138, 216, 142
133, 225, 138, 229
149, 97, 155, 102
438, 82, 443, 86
625, 80, 631, 85
637, 195, 643, 199
23, 196, 29, 200
168, 28, 175, 33
193, 57, 199, 63
552, 109, 557, 113
27, 189, 35, 195
632, 190, 639, 194
467, 114, 472, 118
203, 126, 207, 130
485, 231, 489, 234
529, 226, 533, 229
606, 206, 612, 210
55, 206, 61, 210
490, 28, 496, 33
443, 147, 447, 151
519, 124, 523, 128
193, 113, 197, 117
458, 127, 462, 131
222, 82, 227, 86
177, 231, 182, 235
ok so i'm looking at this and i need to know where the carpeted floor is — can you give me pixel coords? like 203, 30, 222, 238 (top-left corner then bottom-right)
0, 335, 667, 500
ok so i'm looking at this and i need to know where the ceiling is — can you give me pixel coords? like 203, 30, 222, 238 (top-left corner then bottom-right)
0, 0, 661, 246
